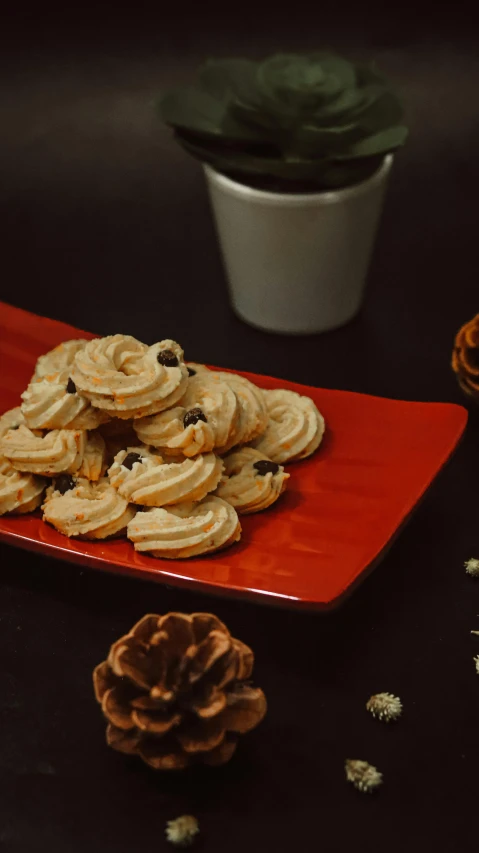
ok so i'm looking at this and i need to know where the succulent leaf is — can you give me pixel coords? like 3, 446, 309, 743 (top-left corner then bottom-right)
159, 51, 408, 190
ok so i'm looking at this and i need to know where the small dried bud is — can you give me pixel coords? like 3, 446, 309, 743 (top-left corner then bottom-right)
464, 558, 479, 577
366, 692, 402, 722
166, 815, 199, 847
345, 759, 383, 793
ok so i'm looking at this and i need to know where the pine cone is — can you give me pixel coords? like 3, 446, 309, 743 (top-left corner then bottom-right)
452, 314, 479, 399
93, 612, 267, 770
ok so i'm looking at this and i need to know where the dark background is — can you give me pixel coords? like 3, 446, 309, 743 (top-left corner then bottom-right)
1, 4, 478, 851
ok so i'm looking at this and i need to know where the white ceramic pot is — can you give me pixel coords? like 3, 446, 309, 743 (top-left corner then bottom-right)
204, 155, 393, 335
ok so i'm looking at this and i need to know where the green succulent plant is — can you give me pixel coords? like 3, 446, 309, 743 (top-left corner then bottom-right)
159, 52, 408, 192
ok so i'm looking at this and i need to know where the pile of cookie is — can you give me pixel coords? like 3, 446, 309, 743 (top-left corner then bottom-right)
0, 334, 325, 558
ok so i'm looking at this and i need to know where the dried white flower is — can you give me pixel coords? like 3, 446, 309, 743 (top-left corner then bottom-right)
345, 759, 383, 793
165, 815, 199, 848
464, 558, 479, 577
366, 692, 402, 722
474, 655, 479, 675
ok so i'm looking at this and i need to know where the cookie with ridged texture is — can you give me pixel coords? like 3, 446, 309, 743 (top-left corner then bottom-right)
43, 476, 136, 539
0, 424, 86, 476
0, 407, 26, 439
0, 457, 46, 515
215, 447, 289, 514
70, 335, 189, 419
0, 407, 27, 468
127, 495, 241, 559
133, 406, 216, 458
179, 371, 239, 452
252, 388, 325, 463
32, 339, 88, 381
77, 431, 107, 481
109, 446, 223, 507
214, 371, 268, 446
21, 374, 108, 430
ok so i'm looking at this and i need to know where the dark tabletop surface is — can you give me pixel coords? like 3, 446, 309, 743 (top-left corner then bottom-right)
1, 5, 478, 852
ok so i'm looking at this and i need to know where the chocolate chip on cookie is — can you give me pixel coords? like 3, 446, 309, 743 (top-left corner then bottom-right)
253, 459, 280, 476
66, 378, 76, 394
183, 408, 208, 428
54, 474, 76, 494
122, 452, 143, 470
157, 349, 179, 367
187, 367, 196, 376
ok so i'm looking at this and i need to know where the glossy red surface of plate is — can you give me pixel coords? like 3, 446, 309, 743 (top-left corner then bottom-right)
0, 302, 468, 609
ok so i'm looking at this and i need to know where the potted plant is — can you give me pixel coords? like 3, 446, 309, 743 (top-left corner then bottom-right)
160, 52, 408, 334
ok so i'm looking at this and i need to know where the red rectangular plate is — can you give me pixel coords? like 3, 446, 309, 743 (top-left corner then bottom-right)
0, 302, 467, 610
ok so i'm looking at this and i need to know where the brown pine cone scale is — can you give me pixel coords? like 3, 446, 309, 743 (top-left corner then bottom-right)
452, 313, 479, 398
93, 612, 267, 770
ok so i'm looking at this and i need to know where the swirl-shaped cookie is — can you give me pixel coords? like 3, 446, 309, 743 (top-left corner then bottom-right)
133, 406, 216, 458
32, 339, 89, 381
21, 375, 108, 430
77, 431, 107, 481
108, 447, 223, 507
127, 495, 241, 559
252, 389, 325, 463
0, 424, 86, 475
70, 335, 188, 419
43, 477, 136, 539
0, 458, 46, 515
215, 372, 268, 446
1, 408, 26, 469
179, 372, 239, 452
215, 448, 289, 514
0, 407, 25, 438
